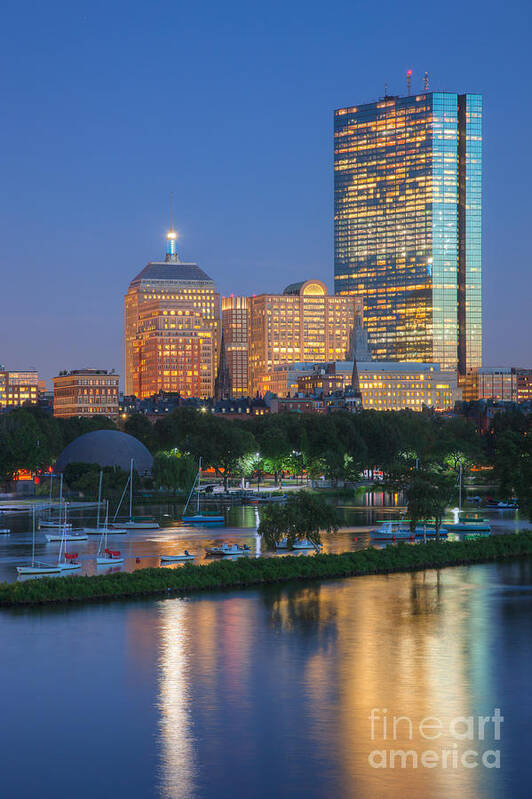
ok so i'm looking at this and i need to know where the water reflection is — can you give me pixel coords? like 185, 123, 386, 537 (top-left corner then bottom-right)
0, 561, 528, 797
147, 565, 523, 798
157, 600, 196, 799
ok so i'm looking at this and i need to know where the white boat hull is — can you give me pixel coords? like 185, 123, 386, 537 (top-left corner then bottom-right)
16, 564, 61, 575
205, 545, 250, 557
45, 533, 88, 542
83, 527, 128, 535
292, 540, 319, 550
121, 522, 160, 530
40, 522, 73, 531
161, 554, 195, 563
96, 556, 124, 565
58, 562, 82, 571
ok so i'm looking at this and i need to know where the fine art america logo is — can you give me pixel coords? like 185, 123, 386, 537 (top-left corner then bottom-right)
368, 708, 503, 769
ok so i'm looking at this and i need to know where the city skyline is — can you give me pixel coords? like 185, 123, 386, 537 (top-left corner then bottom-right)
1, 0, 531, 386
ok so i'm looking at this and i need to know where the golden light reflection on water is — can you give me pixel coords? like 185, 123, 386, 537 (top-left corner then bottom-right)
154, 568, 499, 799
157, 601, 196, 799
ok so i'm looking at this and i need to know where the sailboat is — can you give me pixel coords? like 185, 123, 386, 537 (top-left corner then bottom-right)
56, 516, 82, 572
16, 506, 61, 576
39, 474, 74, 531
111, 459, 159, 530
96, 502, 124, 565
44, 497, 88, 542
82, 471, 127, 535
181, 458, 224, 524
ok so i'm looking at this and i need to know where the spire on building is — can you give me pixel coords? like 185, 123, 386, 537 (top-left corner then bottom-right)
165, 194, 180, 263
349, 318, 364, 409
214, 332, 232, 400
165, 230, 179, 263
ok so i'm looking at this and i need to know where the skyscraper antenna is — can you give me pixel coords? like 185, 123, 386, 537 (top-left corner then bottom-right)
384, 82, 388, 97
407, 69, 412, 96
166, 192, 178, 261
424, 71, 429, 91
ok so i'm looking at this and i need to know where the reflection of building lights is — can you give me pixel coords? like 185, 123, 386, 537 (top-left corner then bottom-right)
157, 601, 195, 799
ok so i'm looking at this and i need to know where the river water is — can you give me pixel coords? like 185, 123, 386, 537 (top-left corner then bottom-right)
1, 497, 531, 797
1, 560, 532, 798
0, 495, 529, 583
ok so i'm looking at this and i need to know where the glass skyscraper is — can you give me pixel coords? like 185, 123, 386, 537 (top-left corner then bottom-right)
334, 91, 482, 373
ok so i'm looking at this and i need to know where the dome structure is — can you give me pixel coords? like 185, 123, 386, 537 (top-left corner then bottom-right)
54, 430, 153, 475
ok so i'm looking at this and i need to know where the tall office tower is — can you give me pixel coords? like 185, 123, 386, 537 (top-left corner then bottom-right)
125, 230, 220, 399
334, 90, 482, 374
221, 296, 250, 397
248, 279, 356, 396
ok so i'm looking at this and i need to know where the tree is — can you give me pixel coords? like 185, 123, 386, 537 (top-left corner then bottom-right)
209, 421, 256, 490
251, 420, 291, 485
123, 413, 156, 452
405, 470, 454, 541
152, 451, 197, 495
258, 491, 338, 550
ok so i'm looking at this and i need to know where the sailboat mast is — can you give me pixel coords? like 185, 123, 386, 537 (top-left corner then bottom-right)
97, 470, 103, 528
48, 472, 54, 517
459, 461, 462, 512
129, 459, 133, 521
183, 468, 198, 515
59, 474, 63, 527
31, 505, 35, 567
197, 457, 201, 514
99, 501, 109, 556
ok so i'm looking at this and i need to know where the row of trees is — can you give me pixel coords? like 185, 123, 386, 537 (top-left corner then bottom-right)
1, 404, 530, 519
134, 406, 486, 490
0, 408, 115, 482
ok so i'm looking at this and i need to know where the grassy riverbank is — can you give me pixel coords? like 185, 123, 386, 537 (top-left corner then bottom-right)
2, 533, 532, 608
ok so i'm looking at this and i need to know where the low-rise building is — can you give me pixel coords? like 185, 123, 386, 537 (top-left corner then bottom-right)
461, 367, 532, 403
120, 391, 269, 421
53, 369, 119, 419
0, 368, 39, 410
269, 361, 460, 412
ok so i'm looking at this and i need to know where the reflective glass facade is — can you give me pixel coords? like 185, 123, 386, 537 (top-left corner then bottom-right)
334, 92, 482, 373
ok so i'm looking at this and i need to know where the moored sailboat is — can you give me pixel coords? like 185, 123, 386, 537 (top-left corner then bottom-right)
96, 502, 124, 565
111, 459, 159, 529
82, 471, 127, 535
16, 507, 61, 576
181, 458, 224, 524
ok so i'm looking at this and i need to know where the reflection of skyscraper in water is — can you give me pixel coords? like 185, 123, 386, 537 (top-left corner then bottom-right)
329, 571, 485, 797
157, 601, 196, 799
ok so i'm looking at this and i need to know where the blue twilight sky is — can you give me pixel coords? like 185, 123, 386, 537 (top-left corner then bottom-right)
1, 0, 531, 386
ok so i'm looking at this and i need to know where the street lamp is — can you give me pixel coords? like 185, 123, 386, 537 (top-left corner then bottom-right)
255, 452, 261, 494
